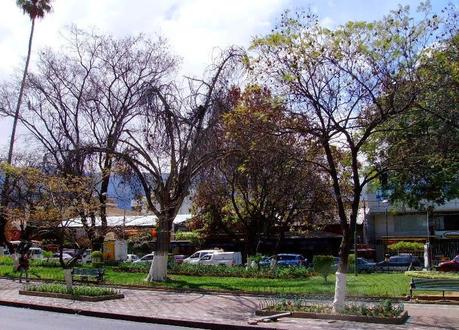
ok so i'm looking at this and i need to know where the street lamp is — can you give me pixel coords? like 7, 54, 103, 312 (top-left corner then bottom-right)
381, 199, 389, 272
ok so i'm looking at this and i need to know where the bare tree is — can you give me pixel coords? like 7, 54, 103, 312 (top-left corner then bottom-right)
9, 27, 177, 249
108, 48, 243, 281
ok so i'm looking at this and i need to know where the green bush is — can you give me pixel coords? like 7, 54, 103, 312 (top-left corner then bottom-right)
43, 251, 53, 259
175, 231, 202, 245
0, 256, 14, 265
91, 251, 103, 259
91, 251, 103, 267
169, 263, 311, 279
348, 254, 356, 273
26, 283, 119, 297
31, 259, 61, 268
313, 255, 334, 283
113, 262, 311, 279
388, 241, 424, 252
264, 298, 404, 318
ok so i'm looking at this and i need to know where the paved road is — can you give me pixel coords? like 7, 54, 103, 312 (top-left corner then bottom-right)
0, 306, 200, 330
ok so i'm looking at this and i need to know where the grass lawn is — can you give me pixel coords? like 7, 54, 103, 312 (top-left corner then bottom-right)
0, 265, 413, 297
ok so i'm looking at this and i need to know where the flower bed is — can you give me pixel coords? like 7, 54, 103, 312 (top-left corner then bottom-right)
19, 283, 124, 302
257, 298, 408, 324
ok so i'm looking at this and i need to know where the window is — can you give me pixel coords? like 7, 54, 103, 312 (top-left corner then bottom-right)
200, 255, 212, 260
394, 215, 426, 234
278, 255, 296, 260
444, 215, 459, 230
189, 253, 199, 259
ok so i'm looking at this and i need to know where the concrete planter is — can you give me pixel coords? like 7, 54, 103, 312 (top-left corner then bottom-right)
19, 290, 124, 302
255, 309, 409, 325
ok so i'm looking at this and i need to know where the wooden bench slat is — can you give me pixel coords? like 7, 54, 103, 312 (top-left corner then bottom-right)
410, 278, 459, 299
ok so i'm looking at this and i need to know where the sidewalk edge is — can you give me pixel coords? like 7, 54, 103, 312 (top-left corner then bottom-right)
0, 299, 278, 330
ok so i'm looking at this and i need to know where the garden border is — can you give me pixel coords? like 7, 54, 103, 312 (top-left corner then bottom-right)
19, 290, 124, 302
255, 309, 409, 324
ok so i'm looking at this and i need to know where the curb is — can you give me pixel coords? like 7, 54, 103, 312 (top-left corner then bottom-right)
0, 299, 279, 330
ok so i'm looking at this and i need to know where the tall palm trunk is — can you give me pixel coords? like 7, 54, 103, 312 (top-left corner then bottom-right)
8, 18, 35, 164
0, 19, 35, 248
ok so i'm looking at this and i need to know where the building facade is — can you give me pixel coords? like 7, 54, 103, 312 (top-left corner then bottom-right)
364, 193, 459, 262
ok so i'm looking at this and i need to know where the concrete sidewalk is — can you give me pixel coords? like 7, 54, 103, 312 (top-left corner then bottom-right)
0, 279, 458, 329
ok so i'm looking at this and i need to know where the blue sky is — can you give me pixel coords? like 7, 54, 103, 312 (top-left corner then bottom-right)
0, 0, 455, 152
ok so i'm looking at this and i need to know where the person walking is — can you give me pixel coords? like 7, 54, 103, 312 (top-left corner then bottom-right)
17, 251, 30, 283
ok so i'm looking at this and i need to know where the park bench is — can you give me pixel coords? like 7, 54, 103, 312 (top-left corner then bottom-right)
409, 278, 459, 299
72, 268, 104, 284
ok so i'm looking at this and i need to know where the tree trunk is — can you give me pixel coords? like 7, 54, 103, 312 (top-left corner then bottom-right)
146, 216, 171, 282
333, 230, 350, 312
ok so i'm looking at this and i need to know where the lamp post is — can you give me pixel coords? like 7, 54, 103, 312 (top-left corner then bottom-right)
382, 199, 389, 272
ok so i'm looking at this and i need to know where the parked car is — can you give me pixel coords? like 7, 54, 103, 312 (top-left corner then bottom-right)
80, 249, 92, 264
134, 253, 155, 264
183, 249, 224, 264
376, 254, 421, 271
332, 257, 376, 273
355, 258, 376, 273
125, 254, 139, 263
437, 255, 459, 272
51, 252, 73, 261
259, 254, 307, 267
197, 252, 242, 266
28, 247, 44, 260
173, 254, 186, 264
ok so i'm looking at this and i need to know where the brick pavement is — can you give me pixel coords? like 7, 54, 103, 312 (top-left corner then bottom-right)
0, 279, 458, 329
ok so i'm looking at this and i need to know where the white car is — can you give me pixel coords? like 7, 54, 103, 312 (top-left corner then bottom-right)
125, 254, 139, 262
52, 252, 73, 261
183, 249, 224, 264
28, 247, 44, 260
134, 253, 155, 263
198, 252, 242, 266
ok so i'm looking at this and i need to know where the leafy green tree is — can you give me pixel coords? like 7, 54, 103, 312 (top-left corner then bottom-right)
192, 86, 335, 256
313, 255, 335, 283
250, 4, 451, 311
375, 33, 459, 208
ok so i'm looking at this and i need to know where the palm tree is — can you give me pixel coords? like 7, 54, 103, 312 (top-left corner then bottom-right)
0, 0, 52, 249
7, 0, 52, 163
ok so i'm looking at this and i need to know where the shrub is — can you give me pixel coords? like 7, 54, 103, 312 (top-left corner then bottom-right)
313, 255, 334, 283
175, 231, 202, 245
348, 254, 356, 273
168, 263, 311, 279
26, 283, 119, 297
0, 256, 14, 265
263, 298, 404, 318
91, 251, 103, 267
91, 251, 103, 259
388, 241, 424, 252
43, 251, 53, 259
31, 259, 61, 267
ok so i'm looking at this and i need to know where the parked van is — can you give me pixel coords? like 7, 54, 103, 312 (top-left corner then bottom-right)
198, 252, 242, 266
28, 247, 44, 260
183, 249, 223, 264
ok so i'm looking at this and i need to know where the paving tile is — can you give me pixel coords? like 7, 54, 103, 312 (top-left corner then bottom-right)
0, 279, 458, 329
